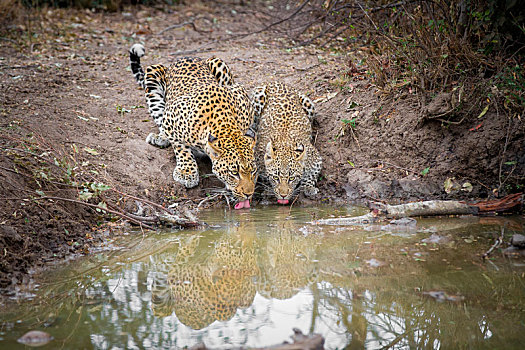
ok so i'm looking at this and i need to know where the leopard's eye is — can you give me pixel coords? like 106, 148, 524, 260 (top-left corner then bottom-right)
231, 164, 240, 178
289, 176, 296, 182
272, 175, 279, 182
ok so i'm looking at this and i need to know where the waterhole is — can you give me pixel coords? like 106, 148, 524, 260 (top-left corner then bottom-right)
1, 206, 524, 349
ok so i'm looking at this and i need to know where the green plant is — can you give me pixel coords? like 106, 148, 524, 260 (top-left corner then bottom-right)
341, 117, 357, 129
495, 65, 525, 110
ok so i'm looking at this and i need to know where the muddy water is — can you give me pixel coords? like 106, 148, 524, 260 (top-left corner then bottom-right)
1, 206, 524, 349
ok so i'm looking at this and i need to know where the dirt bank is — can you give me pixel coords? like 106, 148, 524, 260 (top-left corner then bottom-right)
1, 2, 523, 293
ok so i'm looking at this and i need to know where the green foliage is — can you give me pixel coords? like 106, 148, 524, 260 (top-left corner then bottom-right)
78, 182, 110, 201
465, 0, 524, 53
341, 117, 357, 129
495, 64, 525, 110
352, 0, 525, 118
3, 130, 112, 207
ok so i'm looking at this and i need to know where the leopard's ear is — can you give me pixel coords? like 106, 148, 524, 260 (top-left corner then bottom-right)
264, 140, 275, 161
206, 133, 221, 160
295, 144, 306, 161
208, 133, 218, 143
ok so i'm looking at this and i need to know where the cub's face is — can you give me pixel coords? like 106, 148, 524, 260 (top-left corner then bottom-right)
264, 140, 305, 201
206, 131, 258, 201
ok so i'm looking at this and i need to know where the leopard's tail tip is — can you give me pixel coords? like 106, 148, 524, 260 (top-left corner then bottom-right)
130, 43, 145, 58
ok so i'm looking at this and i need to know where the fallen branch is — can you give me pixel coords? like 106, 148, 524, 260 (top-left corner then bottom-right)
294, 63, 320, 71
311, 211, 379, 226
22, 195, 201, 230
0, 37, 17, 44
30, 196, 155, 230
313, 200, 477, 225
171, 47, 214, 56
256, 328, 324, 350
126, 211, 200, 228
313, 194, 523, 226
374, 200, 479, 217
157, 20, 210, 35
190, 328, 324, 350
110, 188, 173, 215
230, 0, 309, 39
197, 193, 221, 209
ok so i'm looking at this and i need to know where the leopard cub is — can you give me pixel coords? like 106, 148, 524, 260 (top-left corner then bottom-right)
251, 82, 322, 204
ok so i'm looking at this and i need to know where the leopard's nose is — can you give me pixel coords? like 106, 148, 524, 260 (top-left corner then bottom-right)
278, 184, 292, 198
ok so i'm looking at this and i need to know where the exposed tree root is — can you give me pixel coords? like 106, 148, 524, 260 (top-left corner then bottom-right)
471, 193, 523, 213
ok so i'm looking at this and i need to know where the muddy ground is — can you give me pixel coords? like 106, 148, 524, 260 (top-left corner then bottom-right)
1, 2, 524, 292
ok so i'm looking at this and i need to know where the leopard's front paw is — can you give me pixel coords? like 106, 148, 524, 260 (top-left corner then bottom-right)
146, 133, 170, 148
303, 185, 319, 198
173, 167, 199, 188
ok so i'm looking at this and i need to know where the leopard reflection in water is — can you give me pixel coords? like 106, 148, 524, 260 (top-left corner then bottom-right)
150, 220, 320, 330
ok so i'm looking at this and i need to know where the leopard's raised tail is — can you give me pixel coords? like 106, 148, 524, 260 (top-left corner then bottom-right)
129, 43, 146, 89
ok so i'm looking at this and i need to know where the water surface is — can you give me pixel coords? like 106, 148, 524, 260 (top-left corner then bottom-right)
1, 206, 524, 349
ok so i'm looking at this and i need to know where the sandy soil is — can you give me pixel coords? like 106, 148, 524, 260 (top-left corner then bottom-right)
0, 2, 523, 292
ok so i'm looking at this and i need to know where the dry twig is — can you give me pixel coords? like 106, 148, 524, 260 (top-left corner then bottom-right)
157, 21, 210, 35
482, 226, 505, 259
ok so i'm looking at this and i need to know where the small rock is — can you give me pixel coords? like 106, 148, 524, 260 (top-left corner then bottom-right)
422, 290, 464, 303
381, 217, 417, 233
502, 246, 525, 257
17, 330, 54, 347
366, 258, 386, 268
424, 92, 453, 116
422, 233, 452, 245
389, 217, 417, 226
511, 234, 525, 248
397, 176, 442, 196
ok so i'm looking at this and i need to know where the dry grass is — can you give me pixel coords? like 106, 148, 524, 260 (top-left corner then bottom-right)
0, 0, 24, 24
288, 0, 524, 121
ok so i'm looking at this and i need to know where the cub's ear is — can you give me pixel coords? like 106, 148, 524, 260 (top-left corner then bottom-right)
264, 140, 275, 161
245, 128, 256, 139
295, 144, 306, 161
206, 133, 221, 160
245, 128, 257, 146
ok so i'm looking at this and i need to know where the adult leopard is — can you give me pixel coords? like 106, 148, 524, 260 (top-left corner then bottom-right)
129, 44, 256, 209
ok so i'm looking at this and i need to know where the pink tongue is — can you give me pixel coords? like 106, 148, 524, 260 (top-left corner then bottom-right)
277, 199, 289, 205
234, 199, 251, 210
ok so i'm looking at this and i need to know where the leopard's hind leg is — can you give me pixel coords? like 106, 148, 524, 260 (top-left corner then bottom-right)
144, 64, 170, 148
250, 86, 267, 129
298, 93, 321, 196
130, 44, 170, 148
302, 147, 322, 198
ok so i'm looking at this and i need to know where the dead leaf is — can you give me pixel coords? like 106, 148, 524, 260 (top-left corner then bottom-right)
83, 147, 99, 155
422, 290, 465, 303
17, 330, 54, 346
313, 91, 338, 104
